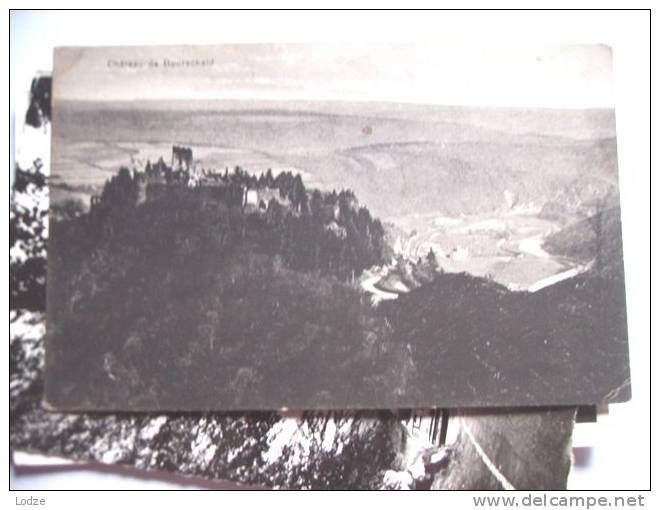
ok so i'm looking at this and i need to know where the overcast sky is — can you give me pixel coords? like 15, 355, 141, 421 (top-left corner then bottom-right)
53, 43, 614, 109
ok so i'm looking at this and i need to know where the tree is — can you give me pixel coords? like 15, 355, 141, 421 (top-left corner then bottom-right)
100, 167, 138, 211
264, 168, 275, 188
25, 75, 52, 129
51, 198, 86, 222
310, 189, 323, 220
426, 248, 438, 270
10, 162, 48, 311
357, 207, 372, 237
291, 174, 306, 210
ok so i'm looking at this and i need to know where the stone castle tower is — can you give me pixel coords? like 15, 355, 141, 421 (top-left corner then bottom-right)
171, 145, 193, 171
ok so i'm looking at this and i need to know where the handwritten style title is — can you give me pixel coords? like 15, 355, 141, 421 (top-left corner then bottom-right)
107, 58, 215, 69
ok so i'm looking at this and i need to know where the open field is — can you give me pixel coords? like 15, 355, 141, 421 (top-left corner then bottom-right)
393, 210, 573, 289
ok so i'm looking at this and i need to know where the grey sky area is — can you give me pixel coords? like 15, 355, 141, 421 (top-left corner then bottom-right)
53, 43, 614, 109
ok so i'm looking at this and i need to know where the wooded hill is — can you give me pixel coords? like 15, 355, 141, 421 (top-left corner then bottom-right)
46, 167, 402, 409
45, 165, 629, 409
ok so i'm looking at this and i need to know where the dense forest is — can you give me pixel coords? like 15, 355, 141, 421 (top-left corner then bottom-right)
45, 157, 630, 409
87, 164, 389, 280
381, 268, 629, 405
10, 162, 48, 311
46, 164, 405, 409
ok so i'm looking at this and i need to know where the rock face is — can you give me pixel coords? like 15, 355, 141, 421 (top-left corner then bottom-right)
431, 409, 575, 490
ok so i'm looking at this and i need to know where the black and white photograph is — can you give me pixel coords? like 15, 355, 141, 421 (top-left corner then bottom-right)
9, 68, 577, 490
45, 44, 630, 411
10, 308, 576, 490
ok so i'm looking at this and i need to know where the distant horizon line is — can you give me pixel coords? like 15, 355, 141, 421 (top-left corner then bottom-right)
54, 97, 616, 113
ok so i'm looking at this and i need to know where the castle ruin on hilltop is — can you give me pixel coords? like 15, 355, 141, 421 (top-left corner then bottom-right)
89, 145, 298, 217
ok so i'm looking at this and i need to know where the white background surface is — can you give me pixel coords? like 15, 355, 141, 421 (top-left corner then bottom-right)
5, 7, 652, 493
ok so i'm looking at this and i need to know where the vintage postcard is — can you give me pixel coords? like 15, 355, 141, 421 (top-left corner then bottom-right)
45, 44, 630, 410
12, 85, 575, 490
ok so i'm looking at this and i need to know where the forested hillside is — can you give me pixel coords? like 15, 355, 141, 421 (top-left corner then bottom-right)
381, 206, 630, 406
543, 205, 624, 277
46, 168, 401, 409
46, 160, 630, 409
